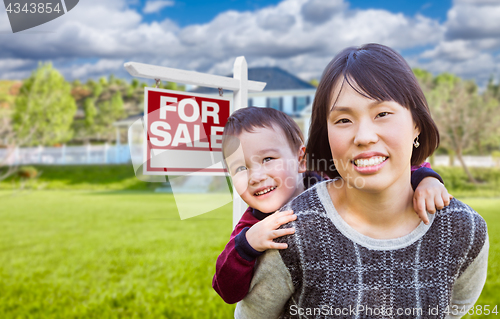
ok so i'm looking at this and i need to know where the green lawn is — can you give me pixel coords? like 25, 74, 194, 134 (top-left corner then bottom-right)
0, 191, 236, 318
459, 198, 500, 319
0, 191, 499, 318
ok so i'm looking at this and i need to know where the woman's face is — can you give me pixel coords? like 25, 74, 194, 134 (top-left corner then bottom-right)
327, 81, 419, 193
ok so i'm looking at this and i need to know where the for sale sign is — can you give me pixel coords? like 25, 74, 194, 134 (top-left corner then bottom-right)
143, 87, 231, 175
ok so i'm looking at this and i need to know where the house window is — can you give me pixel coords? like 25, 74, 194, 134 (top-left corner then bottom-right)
294, 96, 309, 112
267, 97, 282, 111
248, 98, 253, 106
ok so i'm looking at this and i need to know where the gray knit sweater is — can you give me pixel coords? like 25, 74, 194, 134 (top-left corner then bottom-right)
235, 180, 489, 319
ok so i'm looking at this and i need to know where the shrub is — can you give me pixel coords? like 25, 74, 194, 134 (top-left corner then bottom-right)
18, 166, 38, 179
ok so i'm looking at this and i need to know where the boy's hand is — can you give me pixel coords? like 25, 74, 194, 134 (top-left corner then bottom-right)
245, 210, 297, 252
413, 177, 453, 225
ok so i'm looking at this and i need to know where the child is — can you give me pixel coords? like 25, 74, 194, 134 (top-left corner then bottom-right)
212, 106, 451, 304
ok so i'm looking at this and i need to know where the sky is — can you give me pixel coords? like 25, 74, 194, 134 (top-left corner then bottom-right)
0, 0, 499, 87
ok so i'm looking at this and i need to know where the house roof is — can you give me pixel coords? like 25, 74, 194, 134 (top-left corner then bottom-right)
190, 67, 315, 93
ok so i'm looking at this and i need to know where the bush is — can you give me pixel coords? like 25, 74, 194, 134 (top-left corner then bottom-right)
18, 166, 38, 179
0, 165, 154, 191
434, 167, 500, 197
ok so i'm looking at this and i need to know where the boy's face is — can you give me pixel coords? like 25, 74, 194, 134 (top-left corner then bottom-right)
224, 125, 306, 214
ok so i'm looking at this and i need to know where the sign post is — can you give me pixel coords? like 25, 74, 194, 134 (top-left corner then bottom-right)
124, 57, 266, 228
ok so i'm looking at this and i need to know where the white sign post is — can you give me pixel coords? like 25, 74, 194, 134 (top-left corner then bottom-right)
124, 57, 266, 228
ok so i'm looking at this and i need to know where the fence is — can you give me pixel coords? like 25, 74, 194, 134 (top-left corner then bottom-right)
432, 155, 498, 168
0, 144, 131, 165
1, 146, 498, 167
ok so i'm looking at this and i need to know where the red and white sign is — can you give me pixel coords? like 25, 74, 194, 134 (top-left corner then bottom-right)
143, 88, 231, 175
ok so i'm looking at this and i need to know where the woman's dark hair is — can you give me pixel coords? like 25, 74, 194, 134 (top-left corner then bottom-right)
222, 106, 304, 159
306, 43, 440, 178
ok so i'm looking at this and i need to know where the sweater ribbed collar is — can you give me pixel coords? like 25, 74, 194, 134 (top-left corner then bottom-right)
317, 180, 436, 250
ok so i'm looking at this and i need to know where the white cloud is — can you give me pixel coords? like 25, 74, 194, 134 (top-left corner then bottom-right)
0, 0, 442, 79
412, 0, 500, 87
446, 0, 500, 40
419, 52, 499, 86
453, 0, 498, 5
421, 40, 478, 61
66, 59, 126, 79
301, 0, 346, 24
143, 1, 175, 14
0, 0, 497, 87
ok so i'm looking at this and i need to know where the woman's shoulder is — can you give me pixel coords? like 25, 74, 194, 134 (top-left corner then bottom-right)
438, 198, 487, 229
281, 180, 330, 216
434, 197, 488, 256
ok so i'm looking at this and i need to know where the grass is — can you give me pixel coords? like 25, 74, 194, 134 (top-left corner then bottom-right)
0, 165, 231, 193
0, 165, 155, 191
2, 165, 499, 196
460, 198, 500, 319
0, 190, 499, 318
0, 191, 236, 318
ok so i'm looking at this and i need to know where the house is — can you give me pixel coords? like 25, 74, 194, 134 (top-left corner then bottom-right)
191, 67, 316, 118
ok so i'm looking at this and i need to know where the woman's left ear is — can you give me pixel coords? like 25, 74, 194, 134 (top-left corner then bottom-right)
413, 124, 420, 140
297, 145, 307, 173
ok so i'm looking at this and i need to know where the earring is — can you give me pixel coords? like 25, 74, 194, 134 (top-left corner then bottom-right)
413, 136, 420, 148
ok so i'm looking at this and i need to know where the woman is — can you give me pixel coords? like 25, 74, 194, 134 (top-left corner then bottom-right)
235, 44, 488, 319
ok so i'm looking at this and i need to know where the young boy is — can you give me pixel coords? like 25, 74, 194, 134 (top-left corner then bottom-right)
212, 107, 450, 304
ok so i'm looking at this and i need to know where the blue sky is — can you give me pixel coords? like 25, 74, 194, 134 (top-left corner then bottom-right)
136, 0, 452, 26
0, 0, 499, 87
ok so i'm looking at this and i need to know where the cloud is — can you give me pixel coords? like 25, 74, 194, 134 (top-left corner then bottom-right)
257, 12, 296, 32
0, 0, 496, 88
301, 0, 345, 24
173, 0, 442, 75
143, 1, 175, 14
66, 59, 126, 79
419, 52, 499, 86
411, 0, 500, 87
0, 58, 37, 80
453, 0, 498, 4
421, 40, 478, 62
446, 0, 500, 40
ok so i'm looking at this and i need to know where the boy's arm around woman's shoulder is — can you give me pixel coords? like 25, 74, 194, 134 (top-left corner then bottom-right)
212, 207, 263, 304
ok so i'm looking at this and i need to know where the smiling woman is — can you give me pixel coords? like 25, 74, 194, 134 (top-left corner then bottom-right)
235, 44, 488, 319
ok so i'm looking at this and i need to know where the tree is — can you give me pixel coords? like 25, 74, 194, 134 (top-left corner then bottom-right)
426, 73, 499, 183
131, 79, 139, 89
13, 63, 76, 146
0, 106, 17, 181
483, 77, 500, 152
83, 97, 97, 128
93, 91, 125, 141
1, 82, 31, 181
413, 68, 434, 92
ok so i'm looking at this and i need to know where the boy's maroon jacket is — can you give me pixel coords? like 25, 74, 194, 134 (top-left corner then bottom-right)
212, 207, 263, 304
